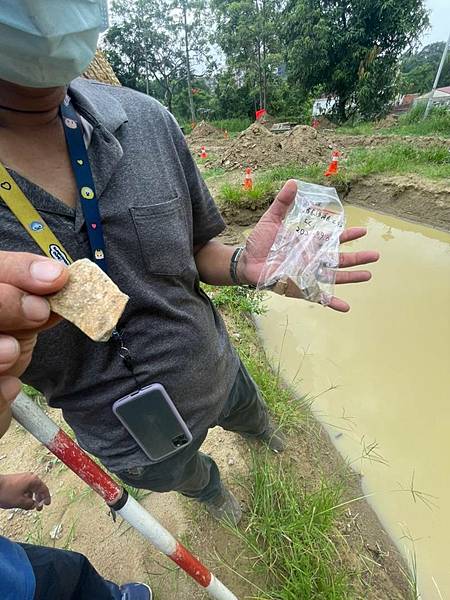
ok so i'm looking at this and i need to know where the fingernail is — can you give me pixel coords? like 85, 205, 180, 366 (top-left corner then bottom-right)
0, 337, 19, 362
30, 260, 64, 282
21, 295, 50, 322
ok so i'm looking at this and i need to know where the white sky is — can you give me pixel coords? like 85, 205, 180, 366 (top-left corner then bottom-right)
420, 0, 449, 46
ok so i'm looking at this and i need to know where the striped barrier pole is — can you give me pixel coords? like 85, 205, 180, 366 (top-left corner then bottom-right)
12, 392, 238, 600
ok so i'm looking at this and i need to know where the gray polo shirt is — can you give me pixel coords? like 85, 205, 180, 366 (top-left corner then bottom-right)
0, 79, 239, 472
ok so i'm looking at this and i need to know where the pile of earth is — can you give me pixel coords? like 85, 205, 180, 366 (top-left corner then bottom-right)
281, 125, 333, 164
220, 122, 282, 169
188, 120, 222, 142
220, 122, 334, 170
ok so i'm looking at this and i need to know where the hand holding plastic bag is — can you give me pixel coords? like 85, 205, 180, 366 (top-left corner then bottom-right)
239, 179, 379, 312
257, 180, 345, 306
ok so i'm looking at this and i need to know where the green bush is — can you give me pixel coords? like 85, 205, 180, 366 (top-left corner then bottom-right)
211, 117, 252, 133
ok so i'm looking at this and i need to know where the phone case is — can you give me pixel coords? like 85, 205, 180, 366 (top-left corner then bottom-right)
112, 383, 193, 463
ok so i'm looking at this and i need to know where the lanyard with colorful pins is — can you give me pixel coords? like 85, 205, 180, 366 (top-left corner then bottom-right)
60, 96, 108, 273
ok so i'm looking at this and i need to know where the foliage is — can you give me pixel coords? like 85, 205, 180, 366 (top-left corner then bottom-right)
204, 284, 266, 315
232, 455, 349, 599
336, 104, 450, 137
211, 117, 252, 133
219, 180, 276, 207
104, 0, 212, 115
211, 0, 284, 112
401, 42, 450, 94
283, 0, 429, 121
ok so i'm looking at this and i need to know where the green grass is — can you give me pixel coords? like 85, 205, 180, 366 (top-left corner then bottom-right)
336, 105, 450, 138
204, 284, 351, 596
211, 117, 252, 133
231, 454, 349, 600
202, 167, 226, 179
219, 180, 277, 208
217, 142, 449, 207
341, 142, 450, 180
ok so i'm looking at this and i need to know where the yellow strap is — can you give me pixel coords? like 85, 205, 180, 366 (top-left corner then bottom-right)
0, 162, 72, 265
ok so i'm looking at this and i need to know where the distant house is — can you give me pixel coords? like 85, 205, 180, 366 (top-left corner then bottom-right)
312, 97, 336, 117
413, 87, 450, 107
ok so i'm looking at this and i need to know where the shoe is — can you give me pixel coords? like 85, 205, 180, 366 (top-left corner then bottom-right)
204, 485, 242, 525
120, 582, 152, 600
244, 419, 287, 454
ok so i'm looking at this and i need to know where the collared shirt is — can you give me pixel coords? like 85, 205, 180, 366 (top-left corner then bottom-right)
0, 79, 239, 472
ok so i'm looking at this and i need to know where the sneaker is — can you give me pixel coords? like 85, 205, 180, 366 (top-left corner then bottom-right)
244, 419, 287, 454
120, 582, 152, 600
204, 486, 242, 525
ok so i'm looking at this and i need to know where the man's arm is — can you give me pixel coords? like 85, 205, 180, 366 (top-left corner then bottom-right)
194, 241, 251, 286
194, 180, 379, 312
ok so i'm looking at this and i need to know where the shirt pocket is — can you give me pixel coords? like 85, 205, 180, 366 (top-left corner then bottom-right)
130, 197, 192, 276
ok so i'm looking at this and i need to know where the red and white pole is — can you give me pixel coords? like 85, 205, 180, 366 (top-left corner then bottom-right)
11, 392, 238, 600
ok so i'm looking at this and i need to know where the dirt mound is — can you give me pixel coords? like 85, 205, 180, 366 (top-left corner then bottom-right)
220, 122, 283, 169
188, 120, 222, 141
281, 125, 332, 164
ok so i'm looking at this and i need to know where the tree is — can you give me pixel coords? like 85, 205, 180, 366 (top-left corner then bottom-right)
211, 0, 283, 111
401, 42, 450, 94
284, 0, 429, 121
104, 0, 212, 116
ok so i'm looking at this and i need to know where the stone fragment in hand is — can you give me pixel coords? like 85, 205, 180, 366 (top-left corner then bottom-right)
47, 259, 129, 342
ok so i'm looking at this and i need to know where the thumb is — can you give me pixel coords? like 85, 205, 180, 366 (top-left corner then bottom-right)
265, 179, 297, 223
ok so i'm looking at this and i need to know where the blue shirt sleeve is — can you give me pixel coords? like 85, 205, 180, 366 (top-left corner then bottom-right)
0, 536, 36, 600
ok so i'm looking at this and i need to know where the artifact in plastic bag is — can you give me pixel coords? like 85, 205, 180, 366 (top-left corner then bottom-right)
257, 180, 345, 305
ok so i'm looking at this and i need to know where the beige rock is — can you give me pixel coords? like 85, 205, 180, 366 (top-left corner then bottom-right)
48, 259, 129, 342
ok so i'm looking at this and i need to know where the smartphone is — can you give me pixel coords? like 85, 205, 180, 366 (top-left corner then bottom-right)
112, 383, 193, 463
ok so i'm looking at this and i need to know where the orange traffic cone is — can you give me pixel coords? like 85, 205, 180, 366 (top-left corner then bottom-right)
200, 146, 208, 159
324, 150, 341, 177
243, 167, 253, 190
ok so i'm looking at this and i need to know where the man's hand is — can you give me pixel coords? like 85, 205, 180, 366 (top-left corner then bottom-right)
0, 472, 51, 510
238, 179, 380, 312
0, 252, 68, 436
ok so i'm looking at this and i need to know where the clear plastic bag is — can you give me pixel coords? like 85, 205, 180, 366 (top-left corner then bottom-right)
257, 180, 345, 305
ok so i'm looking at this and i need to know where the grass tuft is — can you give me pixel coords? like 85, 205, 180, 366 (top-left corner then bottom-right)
231, 453, 349, 599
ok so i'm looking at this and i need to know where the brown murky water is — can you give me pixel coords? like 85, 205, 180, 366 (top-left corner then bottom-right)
256, 206, 450, 599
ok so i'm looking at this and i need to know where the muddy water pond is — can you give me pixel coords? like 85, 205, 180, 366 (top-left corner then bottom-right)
256, 205, 450, 599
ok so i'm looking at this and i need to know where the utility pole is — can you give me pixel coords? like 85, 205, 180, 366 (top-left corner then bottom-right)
424, 32, 450, 119
181, 0, 196, 123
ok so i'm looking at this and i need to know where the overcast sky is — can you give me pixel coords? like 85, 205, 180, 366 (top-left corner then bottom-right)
420, 0, 449, 46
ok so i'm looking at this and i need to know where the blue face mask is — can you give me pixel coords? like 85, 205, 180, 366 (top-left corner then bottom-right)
0, 0, 109, 88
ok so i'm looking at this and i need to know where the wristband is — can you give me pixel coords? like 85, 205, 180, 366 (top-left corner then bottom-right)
230, 247, 244, 285
229, 247, 256, 288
